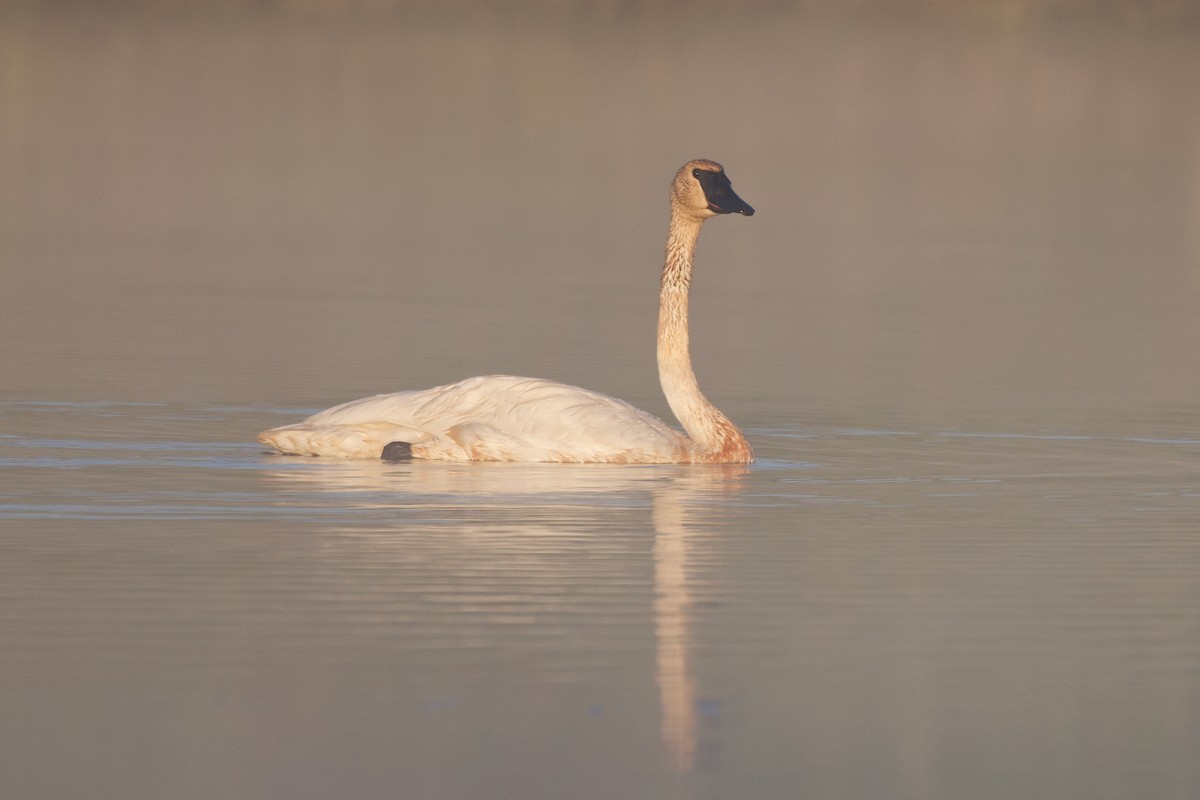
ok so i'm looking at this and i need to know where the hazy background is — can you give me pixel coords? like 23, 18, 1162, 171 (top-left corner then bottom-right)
4, 0, 1199, 429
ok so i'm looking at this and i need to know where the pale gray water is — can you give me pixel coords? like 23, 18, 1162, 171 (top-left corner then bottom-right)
2, 4, 1200, 799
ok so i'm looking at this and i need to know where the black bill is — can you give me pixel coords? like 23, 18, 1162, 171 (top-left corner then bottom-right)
696, 169, 755, 216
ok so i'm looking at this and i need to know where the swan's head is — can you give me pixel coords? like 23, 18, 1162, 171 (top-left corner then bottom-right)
672, 160, 755, 220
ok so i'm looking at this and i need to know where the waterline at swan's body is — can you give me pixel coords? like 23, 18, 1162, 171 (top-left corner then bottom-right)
257, 159, 756, 464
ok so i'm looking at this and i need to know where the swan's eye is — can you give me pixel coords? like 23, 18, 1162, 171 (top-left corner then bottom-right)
692, 168, 702, 179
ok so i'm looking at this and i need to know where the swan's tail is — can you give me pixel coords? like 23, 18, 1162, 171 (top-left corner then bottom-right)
257, 422, 427, 459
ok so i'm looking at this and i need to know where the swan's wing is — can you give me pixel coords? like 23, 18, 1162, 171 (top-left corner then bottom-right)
258, 375, 688, 462
258, 421, 431, 459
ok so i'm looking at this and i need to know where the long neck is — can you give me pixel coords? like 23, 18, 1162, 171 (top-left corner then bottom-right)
657, 211, 752, 462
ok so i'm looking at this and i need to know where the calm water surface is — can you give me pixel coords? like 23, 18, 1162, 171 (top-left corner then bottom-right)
2, 6, 1200, 799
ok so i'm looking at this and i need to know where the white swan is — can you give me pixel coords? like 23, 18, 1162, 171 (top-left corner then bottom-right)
257, 159, 755, 464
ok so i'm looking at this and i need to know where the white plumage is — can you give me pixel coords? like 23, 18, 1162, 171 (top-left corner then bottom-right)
262, 375, 688, 462
258, 160, 756, 464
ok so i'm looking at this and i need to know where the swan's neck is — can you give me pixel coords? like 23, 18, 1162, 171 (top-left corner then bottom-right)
657, 212, 753, 463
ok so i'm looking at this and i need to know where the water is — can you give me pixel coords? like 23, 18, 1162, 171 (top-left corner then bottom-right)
3, 5, 1200, 799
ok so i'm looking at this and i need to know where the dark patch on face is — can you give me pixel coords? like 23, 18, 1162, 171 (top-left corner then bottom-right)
693, 168, 754, 216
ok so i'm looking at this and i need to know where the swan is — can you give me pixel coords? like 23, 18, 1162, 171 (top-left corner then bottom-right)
257, 159, 755, 463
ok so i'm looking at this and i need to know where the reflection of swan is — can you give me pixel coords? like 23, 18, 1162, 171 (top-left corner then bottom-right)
260, 459, 682, 498
258, 160, 755, 464
652, 465, 746, 773
258, 460, 747, 773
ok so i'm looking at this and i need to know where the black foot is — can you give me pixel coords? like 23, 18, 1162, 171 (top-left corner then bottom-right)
381, 441, 414, 462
